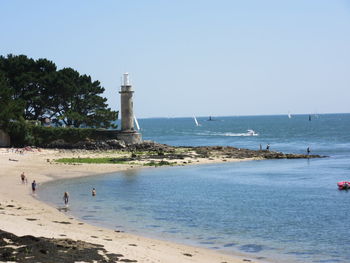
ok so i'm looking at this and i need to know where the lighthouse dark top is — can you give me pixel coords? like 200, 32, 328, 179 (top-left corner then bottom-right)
119, 73, 134, 131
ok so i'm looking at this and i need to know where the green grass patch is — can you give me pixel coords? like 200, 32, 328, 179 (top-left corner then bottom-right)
55, 157, 128, 164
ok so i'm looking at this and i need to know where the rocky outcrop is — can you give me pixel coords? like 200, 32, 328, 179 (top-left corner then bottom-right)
44, 140, 325, 160
162, 145, 324, 160
0, 229, 135, 263
47, 139, 126, 150
191, 146, 324, 159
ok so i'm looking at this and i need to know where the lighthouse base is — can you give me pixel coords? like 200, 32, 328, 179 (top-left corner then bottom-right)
91, 130, 142, 145
117, 131, 142, 145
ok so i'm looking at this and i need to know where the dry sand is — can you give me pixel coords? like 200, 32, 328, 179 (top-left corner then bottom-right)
0, 148, 264, 263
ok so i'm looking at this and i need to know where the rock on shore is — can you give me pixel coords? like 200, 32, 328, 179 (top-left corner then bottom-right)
0, 229, 135, 263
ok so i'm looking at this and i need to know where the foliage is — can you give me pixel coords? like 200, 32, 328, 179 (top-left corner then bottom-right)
0, 54, 118, 129
5, 121, 97, 147
50, 68, 118, 128
0, 72, 25, 128
5, 121, 30, 146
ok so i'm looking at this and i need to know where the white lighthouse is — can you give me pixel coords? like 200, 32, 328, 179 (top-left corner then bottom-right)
118, 73, 142, 144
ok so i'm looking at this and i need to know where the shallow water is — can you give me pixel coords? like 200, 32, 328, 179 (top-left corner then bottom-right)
39, 114, 350, 263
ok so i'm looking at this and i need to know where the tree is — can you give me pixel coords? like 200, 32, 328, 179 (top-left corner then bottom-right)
0, 54, 57, 121
46, 68, 118, 128
0, 72, 25, 128
0, 54, 118, 128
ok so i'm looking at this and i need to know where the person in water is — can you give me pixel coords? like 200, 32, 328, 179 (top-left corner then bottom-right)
92, 188, 96, 196
63, 191, 69, 205
31, 180, 37, 193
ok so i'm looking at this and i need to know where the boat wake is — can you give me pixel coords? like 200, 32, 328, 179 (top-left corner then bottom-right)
195, 130, 259, 137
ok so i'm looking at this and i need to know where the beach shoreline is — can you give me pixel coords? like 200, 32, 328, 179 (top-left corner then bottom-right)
0, 147, 271, 263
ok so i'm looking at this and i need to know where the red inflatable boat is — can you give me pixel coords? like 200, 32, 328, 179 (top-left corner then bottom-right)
337, 181, 350, 190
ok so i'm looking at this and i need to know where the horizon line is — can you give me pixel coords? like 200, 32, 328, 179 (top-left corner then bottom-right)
135, 112, 350, 120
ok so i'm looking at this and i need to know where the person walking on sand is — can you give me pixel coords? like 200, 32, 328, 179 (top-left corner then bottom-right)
31, 180, 37, 193
92, 188, 96, 196
63, 192, 69, 205
20, 172, 25, 184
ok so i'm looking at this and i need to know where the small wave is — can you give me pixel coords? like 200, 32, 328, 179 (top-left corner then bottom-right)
222, 132, 259, 137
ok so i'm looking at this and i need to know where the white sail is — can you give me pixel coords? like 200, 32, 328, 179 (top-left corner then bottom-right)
193, 116, 200, 126
134, 115, 140, 130
288, 112, 292, 119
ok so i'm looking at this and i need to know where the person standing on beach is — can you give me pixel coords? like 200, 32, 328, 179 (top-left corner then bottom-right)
63, 192, 69, 205
92, 188, 96, 196
31, 180, 37, 193
20, 172, 25, 184
307, 147, 311, 155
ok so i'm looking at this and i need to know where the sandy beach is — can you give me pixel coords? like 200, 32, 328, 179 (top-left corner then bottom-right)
0, 148, 264, 263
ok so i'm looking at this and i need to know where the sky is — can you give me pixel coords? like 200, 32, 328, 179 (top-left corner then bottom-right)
1, 0, 350, 118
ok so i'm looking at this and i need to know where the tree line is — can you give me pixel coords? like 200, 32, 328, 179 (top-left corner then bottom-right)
0, 54, 118, 129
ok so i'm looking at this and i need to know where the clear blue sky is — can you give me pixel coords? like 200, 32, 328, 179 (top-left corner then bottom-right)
1, 0, 349, 118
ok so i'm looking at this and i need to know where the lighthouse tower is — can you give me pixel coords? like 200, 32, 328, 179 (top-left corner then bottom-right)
119, 73, 134, 131
118, 73, 142, 144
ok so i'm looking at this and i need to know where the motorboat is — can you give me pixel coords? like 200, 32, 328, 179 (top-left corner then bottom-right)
247, 129, 258, 136
337, 181, 350, 190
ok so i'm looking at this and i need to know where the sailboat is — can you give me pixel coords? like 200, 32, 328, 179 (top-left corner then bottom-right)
134, 115, 140, 130
288, 112, 292, 119
193, 116, 200, 126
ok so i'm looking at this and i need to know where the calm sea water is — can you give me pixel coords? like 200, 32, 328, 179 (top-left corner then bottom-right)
39, 114, 350, 263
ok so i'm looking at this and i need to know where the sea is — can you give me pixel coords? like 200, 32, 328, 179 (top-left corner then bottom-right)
39, 114, 350, 263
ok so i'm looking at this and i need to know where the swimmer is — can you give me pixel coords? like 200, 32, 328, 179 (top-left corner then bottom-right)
63, 191, 69, 205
